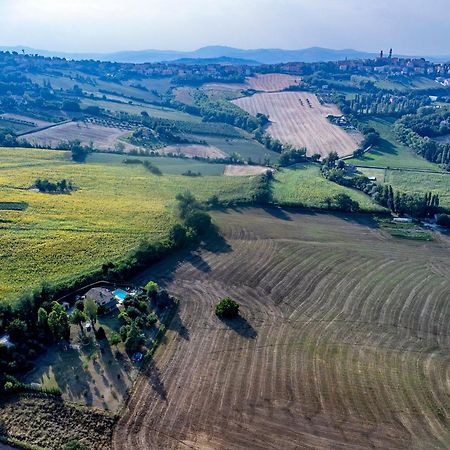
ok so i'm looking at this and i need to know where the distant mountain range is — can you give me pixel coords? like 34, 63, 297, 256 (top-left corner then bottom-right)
1, 45, 449, 64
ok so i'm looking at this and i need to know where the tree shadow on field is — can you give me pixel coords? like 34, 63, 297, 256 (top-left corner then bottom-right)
168, 304, 190, 341
201, 224, 232, 254
221, 315, 257, 340
262, 206, 292, 221
144, 358, 167, 402
188, 251, 211, 273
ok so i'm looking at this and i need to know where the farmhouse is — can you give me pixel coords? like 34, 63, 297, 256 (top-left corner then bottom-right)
84, 287, 118, 311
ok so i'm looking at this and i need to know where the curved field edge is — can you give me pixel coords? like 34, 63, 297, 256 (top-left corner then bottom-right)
112, 208, 450, 450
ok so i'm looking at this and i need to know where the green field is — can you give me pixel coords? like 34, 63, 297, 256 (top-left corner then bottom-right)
199, 135, 280, 163
0, 147, 255, 302
360, 167, 450, 209
80, 97, 201, 123
347, 117, 438, 170
88, 152, 227, 175
28, 71, 172, 104
272, 164, 385, 212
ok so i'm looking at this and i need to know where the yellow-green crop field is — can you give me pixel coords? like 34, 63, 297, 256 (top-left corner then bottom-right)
0, 148, 254, 302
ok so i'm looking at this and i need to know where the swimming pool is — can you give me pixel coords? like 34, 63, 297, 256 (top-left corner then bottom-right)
113, 289, 128, 302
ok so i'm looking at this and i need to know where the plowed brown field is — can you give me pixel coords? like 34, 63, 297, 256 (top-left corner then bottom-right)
113, 208, 450, 449
233, 92, 362, 157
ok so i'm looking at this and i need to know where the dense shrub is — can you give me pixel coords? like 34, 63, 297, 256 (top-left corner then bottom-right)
215, 297, 240, 319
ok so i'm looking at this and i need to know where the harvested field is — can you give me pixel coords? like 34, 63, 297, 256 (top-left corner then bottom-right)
0, 113, 52, 129
113, 208, 450, 449
233, 92, 363, 157
204, 73, 301, 93
224, 164, 271, 176
246, 73, 301, 91
23, 121, 139, 152
158, 143, 227, 159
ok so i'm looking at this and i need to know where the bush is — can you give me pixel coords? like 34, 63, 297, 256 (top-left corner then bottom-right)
147, 312, 158, 326
215, 297, 240, 319
436, 213, 450, 228
145, 281, 159, 299
184, 211, 212, 235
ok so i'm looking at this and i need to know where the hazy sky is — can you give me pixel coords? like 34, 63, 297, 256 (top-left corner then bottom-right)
0, 0, 449, 55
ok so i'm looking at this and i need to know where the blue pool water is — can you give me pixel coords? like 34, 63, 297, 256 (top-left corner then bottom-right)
113, 289, 128, 301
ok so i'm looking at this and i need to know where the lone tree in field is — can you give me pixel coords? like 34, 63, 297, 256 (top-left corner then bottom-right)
215, 297, 240, 319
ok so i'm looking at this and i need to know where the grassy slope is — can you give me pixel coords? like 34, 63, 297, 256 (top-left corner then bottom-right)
0, 148, 254, 301
347, 117, 438, 170
88, 152, 227, 175
359, 167, 450, 209
273, 164, 384, 212
201, 134, 280, 163
80, 97, 201, 123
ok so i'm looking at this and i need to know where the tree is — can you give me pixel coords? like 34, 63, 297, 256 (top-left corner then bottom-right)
169, 224, 188, 248
37, 307, 48, 328
47, 302, 70, 341
84, 297, 98, 327
109, 332, 121, 348
215, 297, 240, 319
68, 140, 91, 163
145, 281, 159, 300
7, 319, 27, 343
175, 191, 200, 219
333, 193, 360, 212
125, 322, 144, 354
70, 308, 87, 332
184, 210, 212, 235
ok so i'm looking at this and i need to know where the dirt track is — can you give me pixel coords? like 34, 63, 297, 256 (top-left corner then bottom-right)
113, 208, 450, 449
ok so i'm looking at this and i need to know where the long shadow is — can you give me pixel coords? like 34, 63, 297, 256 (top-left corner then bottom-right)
201, 225, 232, 254
188, 252, 211, 273
98, 339, 129, 393
221, 315, 257, 340
144, 358, 167, 402
167, 305, 190, 341
262, 206, 292, 221
357, 138, 398, 160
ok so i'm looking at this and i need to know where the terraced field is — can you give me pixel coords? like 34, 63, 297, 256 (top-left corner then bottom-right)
233, 92, 362, 157
114, 208, 450, 449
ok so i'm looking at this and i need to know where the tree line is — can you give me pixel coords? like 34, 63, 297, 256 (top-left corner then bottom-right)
394, 109, 450, 168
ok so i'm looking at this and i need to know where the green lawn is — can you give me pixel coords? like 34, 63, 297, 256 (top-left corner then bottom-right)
272, 164, 385, 212
347, 117, 439, 170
